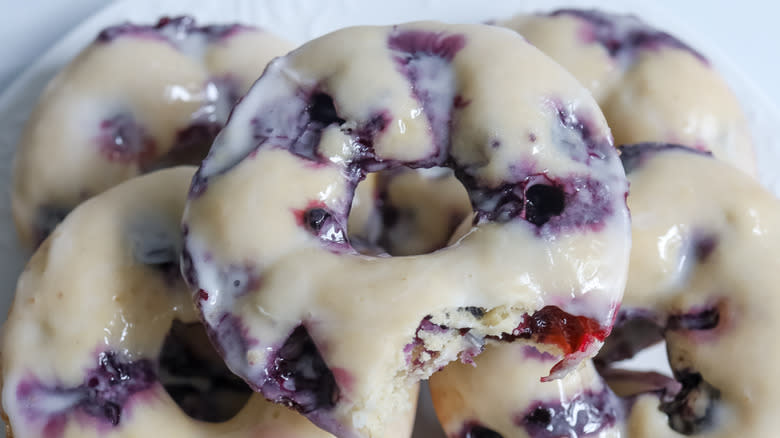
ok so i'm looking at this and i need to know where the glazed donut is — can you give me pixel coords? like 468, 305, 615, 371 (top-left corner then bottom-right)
0, 168, 416, 438
12, 16, 293, 247
182, 21, 631, 437
500, 9, 756, 175
428, 144, 780, 437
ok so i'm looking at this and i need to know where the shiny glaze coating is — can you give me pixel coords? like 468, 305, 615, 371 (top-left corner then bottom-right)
1, 168, 416, 438
501, 9, 755, 175
182, 22, 631, 437
12, 16, 293, 247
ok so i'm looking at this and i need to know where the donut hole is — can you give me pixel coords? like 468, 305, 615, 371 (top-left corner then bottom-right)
159, 320, 252, 422
596, 305, 725, 434
347, 167, 472, 256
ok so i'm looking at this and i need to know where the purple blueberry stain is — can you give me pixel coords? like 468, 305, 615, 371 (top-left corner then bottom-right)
518, 389, 622, 437
260, 325, 339, 414
659, 371, 720, 434
550, 9, 708, 64
388, 29, 466, 164
97, 16, 250, 45
97, 113, 156, 166
667, 307, 720, 332
618, 143, 712, 175
16, 351, 156, 435
551, 103, 614, 166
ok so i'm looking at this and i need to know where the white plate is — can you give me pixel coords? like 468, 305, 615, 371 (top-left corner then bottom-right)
1, 0, 778, 437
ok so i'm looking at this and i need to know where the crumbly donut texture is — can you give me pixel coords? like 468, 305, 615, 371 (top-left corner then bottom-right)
182, 21, 631, 437
501, 9, 756, 176
0, 168, 417, 438
12, 16, 293, 247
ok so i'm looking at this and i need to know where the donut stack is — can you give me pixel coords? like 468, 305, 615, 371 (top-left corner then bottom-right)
2, 8, 777, 438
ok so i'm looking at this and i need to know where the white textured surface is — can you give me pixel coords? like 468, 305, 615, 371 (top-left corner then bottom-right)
0, 1, 778, 437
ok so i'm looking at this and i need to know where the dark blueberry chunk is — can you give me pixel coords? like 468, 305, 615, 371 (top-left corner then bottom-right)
519, 389, 621, 437
460, 306, 486, 318
660, 371, 720, 435
463, 423, 504, 438
98, 113, 155, 165
308, 93, 345, 127
667, 308, 720, 331
692, 234, 718, 263
304, 208, 331, 232
263, 325, 339, 413
33, 205, 71, 247
524, 184, 565, 226
159, 320, 252, 422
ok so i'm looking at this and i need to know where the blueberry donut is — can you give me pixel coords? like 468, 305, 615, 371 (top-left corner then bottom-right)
598, 144, 780, 436
182, 22, 631, 437
501, 9, 756, 175
12, 16, 293, 247
0, 168, 417, 438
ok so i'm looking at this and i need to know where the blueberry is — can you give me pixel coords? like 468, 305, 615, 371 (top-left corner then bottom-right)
519, 389, 622, 437
667, 308, 720, 331
304, 208, 331, 232
307, 93, 345, 127
660, 371, 720, 434
524, 184, 565, 226
263, 326, 340, 413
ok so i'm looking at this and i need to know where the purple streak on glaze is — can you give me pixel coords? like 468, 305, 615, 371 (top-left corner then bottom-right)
551, 9, 708, 64
521, 345, 559, 362
260, 325, 340, 415
388, 29, 466, 165
553, 104, 614, 166
518, 388, 622, 438
207, 313, 259, 378
16, 352, 156, 436
97, 16, 251, 44
189, 89, 354, 198
667, 306, 720, 332
97, 113, 156, 165
618, 143, 712, 174
457, 169, 613, 233
659, 371, 720, 434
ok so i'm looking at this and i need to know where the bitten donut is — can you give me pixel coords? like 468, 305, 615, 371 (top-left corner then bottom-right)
182, 21, 631, 437
501, 9, 756, 175
0, 168, 416, 438
12, 16, 293, 247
